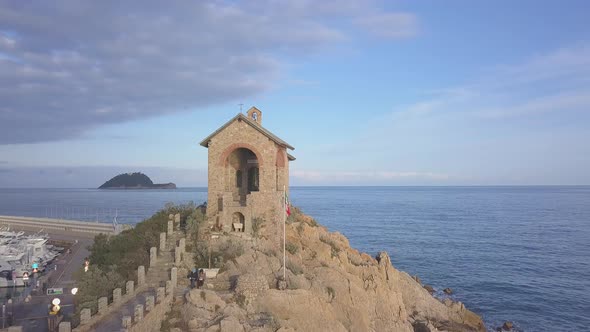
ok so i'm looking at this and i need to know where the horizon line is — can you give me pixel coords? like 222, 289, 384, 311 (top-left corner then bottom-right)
1, 184, 590, 189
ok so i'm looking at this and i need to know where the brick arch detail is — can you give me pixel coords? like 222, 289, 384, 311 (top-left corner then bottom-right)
219, 143, 264, 167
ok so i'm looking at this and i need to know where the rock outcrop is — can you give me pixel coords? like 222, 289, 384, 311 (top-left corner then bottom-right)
176, 209, 485, 332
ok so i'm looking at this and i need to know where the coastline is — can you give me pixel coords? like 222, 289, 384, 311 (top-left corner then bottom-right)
0, 186, 588, 331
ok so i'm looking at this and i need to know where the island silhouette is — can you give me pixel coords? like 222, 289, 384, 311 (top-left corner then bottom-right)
98, 172, 176, 189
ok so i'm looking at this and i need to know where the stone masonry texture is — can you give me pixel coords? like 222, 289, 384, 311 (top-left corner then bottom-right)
204, 109, 293, 235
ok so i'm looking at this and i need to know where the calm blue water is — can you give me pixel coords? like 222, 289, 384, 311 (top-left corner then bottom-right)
0, 186, 589, 331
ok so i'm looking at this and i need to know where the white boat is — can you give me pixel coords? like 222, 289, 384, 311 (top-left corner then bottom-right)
0, 227, 63, 287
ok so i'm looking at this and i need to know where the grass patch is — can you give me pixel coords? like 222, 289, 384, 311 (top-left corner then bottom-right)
320, 235, 341, 257
287, 206, 319, 227
236, 294, 247, 308
262, 248, 277, 257
194, 238, 244, 269
286, 260, 304, 275
252, 217, 265, 238
75, 203, 199, 318
285, 242, 299, 255
326, 286, 336, 302
296, 222, 305, 235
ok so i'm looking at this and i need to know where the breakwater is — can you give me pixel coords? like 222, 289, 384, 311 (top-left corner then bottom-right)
0, 215, 125, 237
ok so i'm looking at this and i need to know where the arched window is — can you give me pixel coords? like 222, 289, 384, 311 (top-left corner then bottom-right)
236, 170, 242, 188
248, 167, 259, 192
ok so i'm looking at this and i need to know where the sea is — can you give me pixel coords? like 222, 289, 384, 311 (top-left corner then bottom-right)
0, 186, 588, 332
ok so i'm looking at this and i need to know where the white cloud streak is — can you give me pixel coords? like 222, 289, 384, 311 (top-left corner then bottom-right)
0, 0, 417, 144
396, 45, 590, 120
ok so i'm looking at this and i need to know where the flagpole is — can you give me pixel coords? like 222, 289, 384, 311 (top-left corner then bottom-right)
283, 186, 287, 281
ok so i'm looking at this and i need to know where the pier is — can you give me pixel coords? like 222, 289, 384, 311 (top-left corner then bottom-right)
0, 215, 123, 237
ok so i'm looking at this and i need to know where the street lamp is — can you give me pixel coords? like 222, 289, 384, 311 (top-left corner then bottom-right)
50, 298, 61, 315
71, 288, 78, 295
48, 298, 61, 331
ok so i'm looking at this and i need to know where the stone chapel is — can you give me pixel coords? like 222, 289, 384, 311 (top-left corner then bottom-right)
200, 107, 295, 233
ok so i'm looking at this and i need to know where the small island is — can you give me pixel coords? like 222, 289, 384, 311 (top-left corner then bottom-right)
98, 172, 176, 189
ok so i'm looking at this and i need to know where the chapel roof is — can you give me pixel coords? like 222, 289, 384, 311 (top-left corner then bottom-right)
199, 113, 295, 150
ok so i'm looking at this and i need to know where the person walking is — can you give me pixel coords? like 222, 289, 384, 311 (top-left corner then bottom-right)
197, 269, 206, 289
188, 268, 197, 289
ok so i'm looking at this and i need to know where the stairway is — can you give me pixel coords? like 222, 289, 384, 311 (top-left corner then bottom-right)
92, 225, 189, 331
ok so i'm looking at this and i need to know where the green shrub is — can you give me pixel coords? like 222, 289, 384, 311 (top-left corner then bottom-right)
285, 242, 299, 255
252, 217, 265, 238
262, 248, 277, 257
287, 206, 319, 227
77, 204, 198, 315
194, 238, 244, 269
87, 204, 198, 281
320, 236, 341, 258
236, 294, 247, 308
73, 266, 125, 315
326, 286, 336, 302
286, 260, 304, 275
309, 218, 319, 227
296, 222, 305, 235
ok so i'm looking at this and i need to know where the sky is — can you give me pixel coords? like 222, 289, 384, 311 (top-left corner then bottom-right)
1, 0, 589, 187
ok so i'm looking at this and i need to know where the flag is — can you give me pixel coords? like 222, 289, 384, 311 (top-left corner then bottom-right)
285, 191, 291, 217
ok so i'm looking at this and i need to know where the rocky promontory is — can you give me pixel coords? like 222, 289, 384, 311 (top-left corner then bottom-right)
98, 172, 176, 189
171, 208, 485, 332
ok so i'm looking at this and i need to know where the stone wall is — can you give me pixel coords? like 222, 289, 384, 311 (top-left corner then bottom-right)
71, 266, 147, 332
205, 115, 292, 232
234, 273, 270, 307
124, 293, 172, 332
55, 217, 186, 332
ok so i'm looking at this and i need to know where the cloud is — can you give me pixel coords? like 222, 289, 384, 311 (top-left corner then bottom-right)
0, 1, 415, 144
354, 12, 418, 38
352, 45, 590, 185
393, 45, 590, 120
478, 90, 590, 119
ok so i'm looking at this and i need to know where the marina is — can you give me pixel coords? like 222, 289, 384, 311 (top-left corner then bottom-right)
0, 223, 93, 331
0, 228, 63, 288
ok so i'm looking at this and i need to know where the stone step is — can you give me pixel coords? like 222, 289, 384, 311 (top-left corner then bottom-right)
147, 274, 168, 279
147, 269, 169, 274
147, 274, 169, 280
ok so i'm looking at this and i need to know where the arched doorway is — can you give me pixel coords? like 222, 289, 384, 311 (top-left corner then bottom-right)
232, 212, 245, 232
226, 148, 259, 204
248, 167, 259, 192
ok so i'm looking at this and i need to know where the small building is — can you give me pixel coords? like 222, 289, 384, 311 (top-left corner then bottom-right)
200, 107, 295, 233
